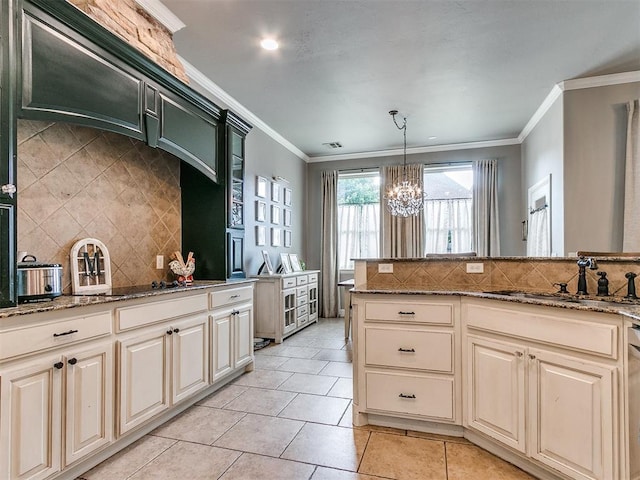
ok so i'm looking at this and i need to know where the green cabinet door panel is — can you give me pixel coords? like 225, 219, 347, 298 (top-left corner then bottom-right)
20, 11, 144, 139
0, 204, 15, 307
227, 229, 245, 279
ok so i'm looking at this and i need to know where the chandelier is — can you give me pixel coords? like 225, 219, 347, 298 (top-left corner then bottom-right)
384, 110, 424, 217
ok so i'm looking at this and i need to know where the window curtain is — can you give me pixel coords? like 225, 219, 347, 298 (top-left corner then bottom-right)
472, 159, 500, 256
424, 198, 473, 253
381, 164, 425, 257
338, 203, 380, 269
321, 170, 339, 317
624, 99, 640, 251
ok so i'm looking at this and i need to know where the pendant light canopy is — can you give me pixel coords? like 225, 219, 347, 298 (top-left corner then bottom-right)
384, 110, 424, 217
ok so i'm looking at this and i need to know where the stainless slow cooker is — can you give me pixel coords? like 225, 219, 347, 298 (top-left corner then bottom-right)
17, 255, 63, 302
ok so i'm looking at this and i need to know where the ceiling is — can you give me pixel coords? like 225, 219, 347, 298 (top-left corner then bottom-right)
161, 0, 640, 160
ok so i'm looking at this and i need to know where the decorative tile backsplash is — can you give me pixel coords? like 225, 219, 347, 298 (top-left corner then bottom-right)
366, 258, 640, 297
17, 119, 181, 292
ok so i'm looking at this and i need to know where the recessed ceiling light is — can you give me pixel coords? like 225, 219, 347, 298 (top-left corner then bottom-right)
428, 136, 437, 140
260, 38, 279, 50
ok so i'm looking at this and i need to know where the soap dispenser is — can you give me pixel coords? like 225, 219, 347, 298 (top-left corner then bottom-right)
596, 271, 609, 296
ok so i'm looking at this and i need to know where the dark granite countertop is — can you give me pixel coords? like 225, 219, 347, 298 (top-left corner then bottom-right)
352, 288, 640, 320
0, 279, 256, 319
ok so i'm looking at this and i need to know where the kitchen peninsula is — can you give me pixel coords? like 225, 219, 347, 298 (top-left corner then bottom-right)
350, 256, 640, 480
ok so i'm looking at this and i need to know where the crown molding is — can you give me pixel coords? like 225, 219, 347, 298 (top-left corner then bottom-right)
560, 70, 640, 91
179, 56, 309, 162
517, 85, 563, 143
308, 138, 521, 163
134, 0, 185, 33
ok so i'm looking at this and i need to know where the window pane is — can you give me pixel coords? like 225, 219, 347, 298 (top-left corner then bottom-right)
337, 173, 380, 269
424, 166, 473, 254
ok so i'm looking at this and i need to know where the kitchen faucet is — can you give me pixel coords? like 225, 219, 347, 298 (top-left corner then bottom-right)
576, 256, 598, 295
626, 272, 638, 299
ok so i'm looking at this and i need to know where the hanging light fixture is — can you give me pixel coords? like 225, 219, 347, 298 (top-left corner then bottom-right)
384, 110, 424, 217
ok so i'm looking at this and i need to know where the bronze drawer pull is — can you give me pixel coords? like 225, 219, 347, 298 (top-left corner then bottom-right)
230, 294, 240, 299
398, 311, 415, 315
53, 329, 78, 337
398, 347, 416, 353
398, 393, 416, 399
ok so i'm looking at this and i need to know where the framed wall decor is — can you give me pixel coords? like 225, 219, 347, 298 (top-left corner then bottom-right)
260, 249, 274, 275
271, 205, 280, 224
280, 252, 292, 274
284, 187, 292, 206
289, 253, 302, 272
256, 200, 267, 222
271, 182, 280, 203
284, 230, 291, 248
256, 176, 268, 198
283, 209, 291, 227
271, 227, 281, 246
256, 225, 266, 246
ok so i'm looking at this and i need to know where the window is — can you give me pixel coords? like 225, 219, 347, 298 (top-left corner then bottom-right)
337, 171, 380, 269
423, 164, 473, 254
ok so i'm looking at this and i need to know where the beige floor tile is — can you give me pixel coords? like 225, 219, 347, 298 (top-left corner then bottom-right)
278, 372, 339, 395
319, 361, 353, 378
446, 442, 536, 480
277, 357, 330, 374
308, 337, 349, 349
151, 405, 245, 444
128, 441, 240, 480
327, 377, 353, 399
358, 432, 446, 480
311, 466, 386, 480
222, 387, 297, 415
214, 413, 304, 456
263, 345, 323, 359
253, 354, 289, 370
279, 334, 318, 347
219, 452, 316, 480
281, 423, 370, 471
83, 435, 176, 479
313, 349, 352, 363
338, 402, 354, 427
231, 369, 293, 388
278, 393, 350, 424
197, 385, 248, 408
406, 430, 471, 444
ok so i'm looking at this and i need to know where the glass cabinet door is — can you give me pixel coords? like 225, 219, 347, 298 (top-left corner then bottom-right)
229, 131, 244, 228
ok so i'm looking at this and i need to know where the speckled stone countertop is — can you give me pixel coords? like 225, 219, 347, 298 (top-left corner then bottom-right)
352, 289, 640, 321
0, 279, 256, 319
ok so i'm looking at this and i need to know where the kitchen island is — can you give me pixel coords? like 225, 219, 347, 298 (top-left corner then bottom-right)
351, 256, 640, 480
0, 280, 255, 480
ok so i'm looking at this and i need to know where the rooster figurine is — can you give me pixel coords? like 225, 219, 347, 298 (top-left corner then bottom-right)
169, 251, 195, 285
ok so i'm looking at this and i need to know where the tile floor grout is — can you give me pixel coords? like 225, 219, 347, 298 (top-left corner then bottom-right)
82, 318, 537, 480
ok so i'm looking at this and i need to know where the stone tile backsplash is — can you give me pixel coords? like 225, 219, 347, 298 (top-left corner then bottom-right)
17, 119, 181, 292
366, 258, 640, 297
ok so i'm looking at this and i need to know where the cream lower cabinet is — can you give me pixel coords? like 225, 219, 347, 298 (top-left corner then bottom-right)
464, 299, 619, 480
0, 341, 113, 480
353, 294, 461, 426
117, 313, 208, 435
210, 285, 254, 382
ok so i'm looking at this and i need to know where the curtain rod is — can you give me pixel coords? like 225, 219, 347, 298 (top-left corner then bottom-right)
529, 204, 549, 214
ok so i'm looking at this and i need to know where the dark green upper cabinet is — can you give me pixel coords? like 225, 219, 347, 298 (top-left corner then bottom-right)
20, 7, 145, 139
17, 0, 222, 183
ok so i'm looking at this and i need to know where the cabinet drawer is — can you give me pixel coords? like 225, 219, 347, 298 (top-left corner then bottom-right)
117, 294, 208, 331
296, 275, 308, 286
296, 295, 308, 308
365, 327, 453, 373
308, 273, 318, 283
0, 311, 112, 360
211, 286, 253, 309
296, 286, 307, 297
365, 301, 453, 325
297, 305, 308, 317
366, 371, 454, 421
283, 277, 297, 289
464, 302, 618, 358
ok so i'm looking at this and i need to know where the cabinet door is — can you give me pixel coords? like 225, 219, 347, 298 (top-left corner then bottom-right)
466, 335, 526, 453
283, 288, 297, 335
234, 305, 253, 369
0, 354, 63, 480
227, 228, 245, 279
528, 349, 616, 480
172, 314, 209, 403
64, 342, 113, 467
118, 330, 170, 435
211, 311, 233, 382
0, 204, 15, 307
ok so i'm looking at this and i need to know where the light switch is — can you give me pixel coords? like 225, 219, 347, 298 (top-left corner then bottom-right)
466, 262, 484, 274
156, 255, 164, 269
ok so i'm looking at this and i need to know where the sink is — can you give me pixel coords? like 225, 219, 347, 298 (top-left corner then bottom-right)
483, 290, 639, 308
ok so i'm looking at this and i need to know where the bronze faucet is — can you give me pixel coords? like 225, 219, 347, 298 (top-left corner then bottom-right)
576, 256, 598, 295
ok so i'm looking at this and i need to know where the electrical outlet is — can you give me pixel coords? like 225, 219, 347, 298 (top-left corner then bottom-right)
466, 262, 484, 274
156, 255, 164, 269
378, 263, 394, 273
